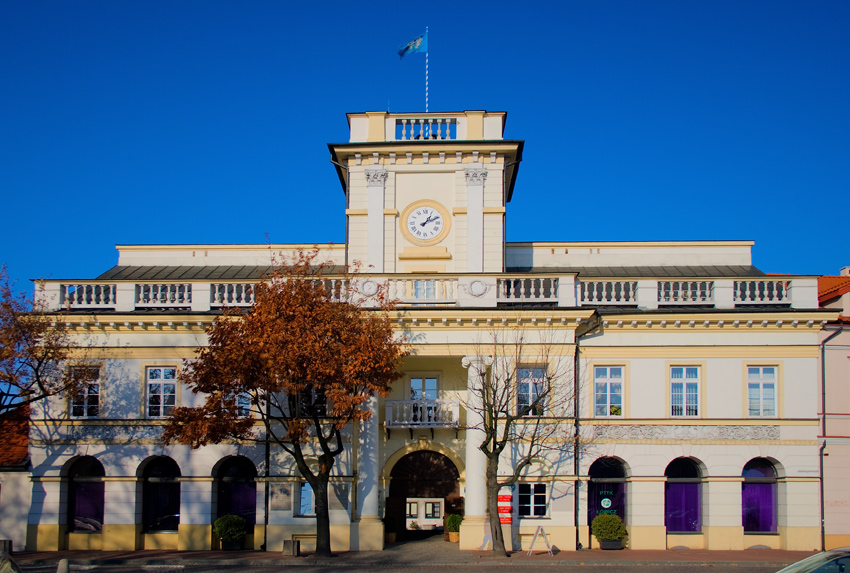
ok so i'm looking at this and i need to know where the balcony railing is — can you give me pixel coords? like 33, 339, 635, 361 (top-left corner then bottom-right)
41, 276, 815, 312
395, 117, 457, 141
385, 400, 460, 428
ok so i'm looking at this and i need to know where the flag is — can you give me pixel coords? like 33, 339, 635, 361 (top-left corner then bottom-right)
398, 31, 428, 59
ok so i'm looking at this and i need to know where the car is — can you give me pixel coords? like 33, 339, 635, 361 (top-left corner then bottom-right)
775, 547, 850, 573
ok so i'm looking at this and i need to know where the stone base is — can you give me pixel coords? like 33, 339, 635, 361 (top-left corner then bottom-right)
353, 517, 384, 551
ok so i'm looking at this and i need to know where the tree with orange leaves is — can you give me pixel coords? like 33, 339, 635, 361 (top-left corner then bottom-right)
162, 252, 407, 557
0, 266, 95, 419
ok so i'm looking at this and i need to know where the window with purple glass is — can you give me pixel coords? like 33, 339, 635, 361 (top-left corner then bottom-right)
67, 456, 105, 532
742, 458, 777, 533
664, 458, 701, 533
216, 456, 257, 526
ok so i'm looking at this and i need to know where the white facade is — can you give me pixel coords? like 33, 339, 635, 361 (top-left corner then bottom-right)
20, 110, 836, 553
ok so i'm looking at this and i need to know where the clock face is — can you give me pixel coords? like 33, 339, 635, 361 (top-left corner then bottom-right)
406, 206, 444, 241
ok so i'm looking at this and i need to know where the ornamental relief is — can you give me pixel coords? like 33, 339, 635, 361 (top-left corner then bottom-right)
464, 167, 487, 185
591, 424, 780, 441
364, 168, 388, 185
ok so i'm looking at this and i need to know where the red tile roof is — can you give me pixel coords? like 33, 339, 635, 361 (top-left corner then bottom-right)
818, 276, 850, 304
0, 406, 29, 468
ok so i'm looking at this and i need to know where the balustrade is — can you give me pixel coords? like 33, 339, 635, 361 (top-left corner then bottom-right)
60, 284, 117, 308
136, 283, 192, 306
395, 117, 457, 141
384, 400, 460, 428
734, 280, 790, 304
579, 281, 638, 304
497, 277, 559, 302
387, 277, 457, 304
658, 281, 714, 304
211, 283, 256, 306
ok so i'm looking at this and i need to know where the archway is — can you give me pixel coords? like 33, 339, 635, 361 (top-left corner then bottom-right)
386, 450, 461, 540
588, 457, 628, 527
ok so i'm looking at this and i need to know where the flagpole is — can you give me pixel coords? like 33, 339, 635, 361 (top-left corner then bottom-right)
425, 27, 429, 113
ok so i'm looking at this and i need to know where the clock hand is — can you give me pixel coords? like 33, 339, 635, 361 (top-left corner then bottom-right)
420, 215, 437, 227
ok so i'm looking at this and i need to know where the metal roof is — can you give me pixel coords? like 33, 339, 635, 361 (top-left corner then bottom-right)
504, 265, 766, 278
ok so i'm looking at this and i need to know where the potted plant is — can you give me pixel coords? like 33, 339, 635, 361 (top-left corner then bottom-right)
591, 514, 627, 550
445, 513, 463, 543
213, 514, 247, 551
382, 515, 398, 544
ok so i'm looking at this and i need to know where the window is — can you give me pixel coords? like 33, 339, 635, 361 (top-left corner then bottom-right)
146, 367, 177, 418
142, 457, 180, 532
588, 457, 627, 524
517, 367, 546, 416
67, 457, 105, 532
410, 376, 438, 423
299, 482, 315, 516
747, 367, 776, 417
236, 393, 252, 418
215, 456, 257, 526
518, 483, 547, 517
671, 366, 700, 417
594, 366, 623, 417
71, 367, 100, 418
742, 458, 777, 533
425, 501, 440, 519
296, 386, 327, 417
664, 458, 701, 533
406, 501, 418, 518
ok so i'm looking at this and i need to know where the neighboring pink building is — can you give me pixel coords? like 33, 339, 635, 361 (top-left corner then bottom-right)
819, 267, 850, 549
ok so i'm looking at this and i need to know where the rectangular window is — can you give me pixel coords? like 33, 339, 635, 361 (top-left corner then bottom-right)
517, 367, 546, 416
671, 366, 700, 417
146, 367, 177, 418
425, 502, 440, 519
296, 386, 327, 417
747, 367, 776, 417
299, 483, 315, 516
410, 377, 438, 401
406, 501, 418, 518
71, 367, 100, 418
236, 393, 252, 417
518, 483, 547, 517
594, 366, 623, 417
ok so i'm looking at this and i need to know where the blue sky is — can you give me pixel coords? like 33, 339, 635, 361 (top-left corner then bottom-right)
2, 1, 848, 292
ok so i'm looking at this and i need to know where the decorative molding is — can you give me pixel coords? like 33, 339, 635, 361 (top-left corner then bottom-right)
465, 167, 488, 185
592, 424, 780, 441
461, 280, 491, 298
364, 168, 388, 186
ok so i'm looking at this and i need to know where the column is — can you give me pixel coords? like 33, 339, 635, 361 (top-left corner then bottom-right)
355, 394, 384, 550
465, 166, 487, 273
177, 478, 213, 550
102, 478, 140, 550
365, 168, 388, 273
460, 354, 492, 549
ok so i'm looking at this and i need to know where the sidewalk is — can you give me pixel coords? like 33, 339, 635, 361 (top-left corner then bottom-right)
11, 537, 818, 569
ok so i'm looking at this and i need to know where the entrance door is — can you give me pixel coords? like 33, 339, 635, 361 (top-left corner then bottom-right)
387, 451, 461, 539
588, 457, 627, 524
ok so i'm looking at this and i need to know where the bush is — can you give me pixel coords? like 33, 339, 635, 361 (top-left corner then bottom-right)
213, 514, 247, 542
446, 514, 463, 532
591, 514, 627, 541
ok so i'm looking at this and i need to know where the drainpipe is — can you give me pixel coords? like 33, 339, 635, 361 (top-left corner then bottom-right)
819, 327, 841, 551
574, 312, 602, 550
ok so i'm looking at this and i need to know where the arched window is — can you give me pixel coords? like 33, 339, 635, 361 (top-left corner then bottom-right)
742, 458, 777, 533
68, 457, 105, 532
215, 457, 257, 526
588, 457, 627, 525
142, 457, 181, 532
664, 458, 701, 533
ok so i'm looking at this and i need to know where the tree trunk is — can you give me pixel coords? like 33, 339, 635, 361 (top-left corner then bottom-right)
313, 470, 333, 557
485, 456, 508, 556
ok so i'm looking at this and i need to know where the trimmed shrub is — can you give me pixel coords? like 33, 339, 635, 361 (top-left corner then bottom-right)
213, 514, 247, 542
446, 513, 463, 532
591, 514, 627, 541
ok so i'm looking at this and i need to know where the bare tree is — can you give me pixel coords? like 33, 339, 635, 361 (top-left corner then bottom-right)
464, 320, 581, 556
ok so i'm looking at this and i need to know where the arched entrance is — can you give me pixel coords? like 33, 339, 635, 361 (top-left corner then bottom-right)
588, 457, 627, 527
386, 451, 461, 540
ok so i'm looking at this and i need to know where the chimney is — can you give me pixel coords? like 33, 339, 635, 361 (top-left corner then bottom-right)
840, 266, 850, 277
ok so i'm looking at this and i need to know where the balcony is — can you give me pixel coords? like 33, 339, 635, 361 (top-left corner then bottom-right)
384, 399, 460, 437
39, 275, 818, 312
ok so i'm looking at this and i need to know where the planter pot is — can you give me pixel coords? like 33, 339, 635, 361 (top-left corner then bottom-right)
385, 532, 396, 543
598, 538, 624, 550
221, 539, 243, 551
448, 531, 460, 543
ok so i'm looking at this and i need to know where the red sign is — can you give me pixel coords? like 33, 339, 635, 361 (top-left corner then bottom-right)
500, 516, 512, 524
498, 505, 511, 513
498, 495, 512, 502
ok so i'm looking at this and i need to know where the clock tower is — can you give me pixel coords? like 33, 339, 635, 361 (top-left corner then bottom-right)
329, 111, 523, 274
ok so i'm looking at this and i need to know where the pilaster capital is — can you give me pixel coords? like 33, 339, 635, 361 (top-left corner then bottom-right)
365, 167, 388, 186
464, 166, 487, 185
462, 354, 493, 370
